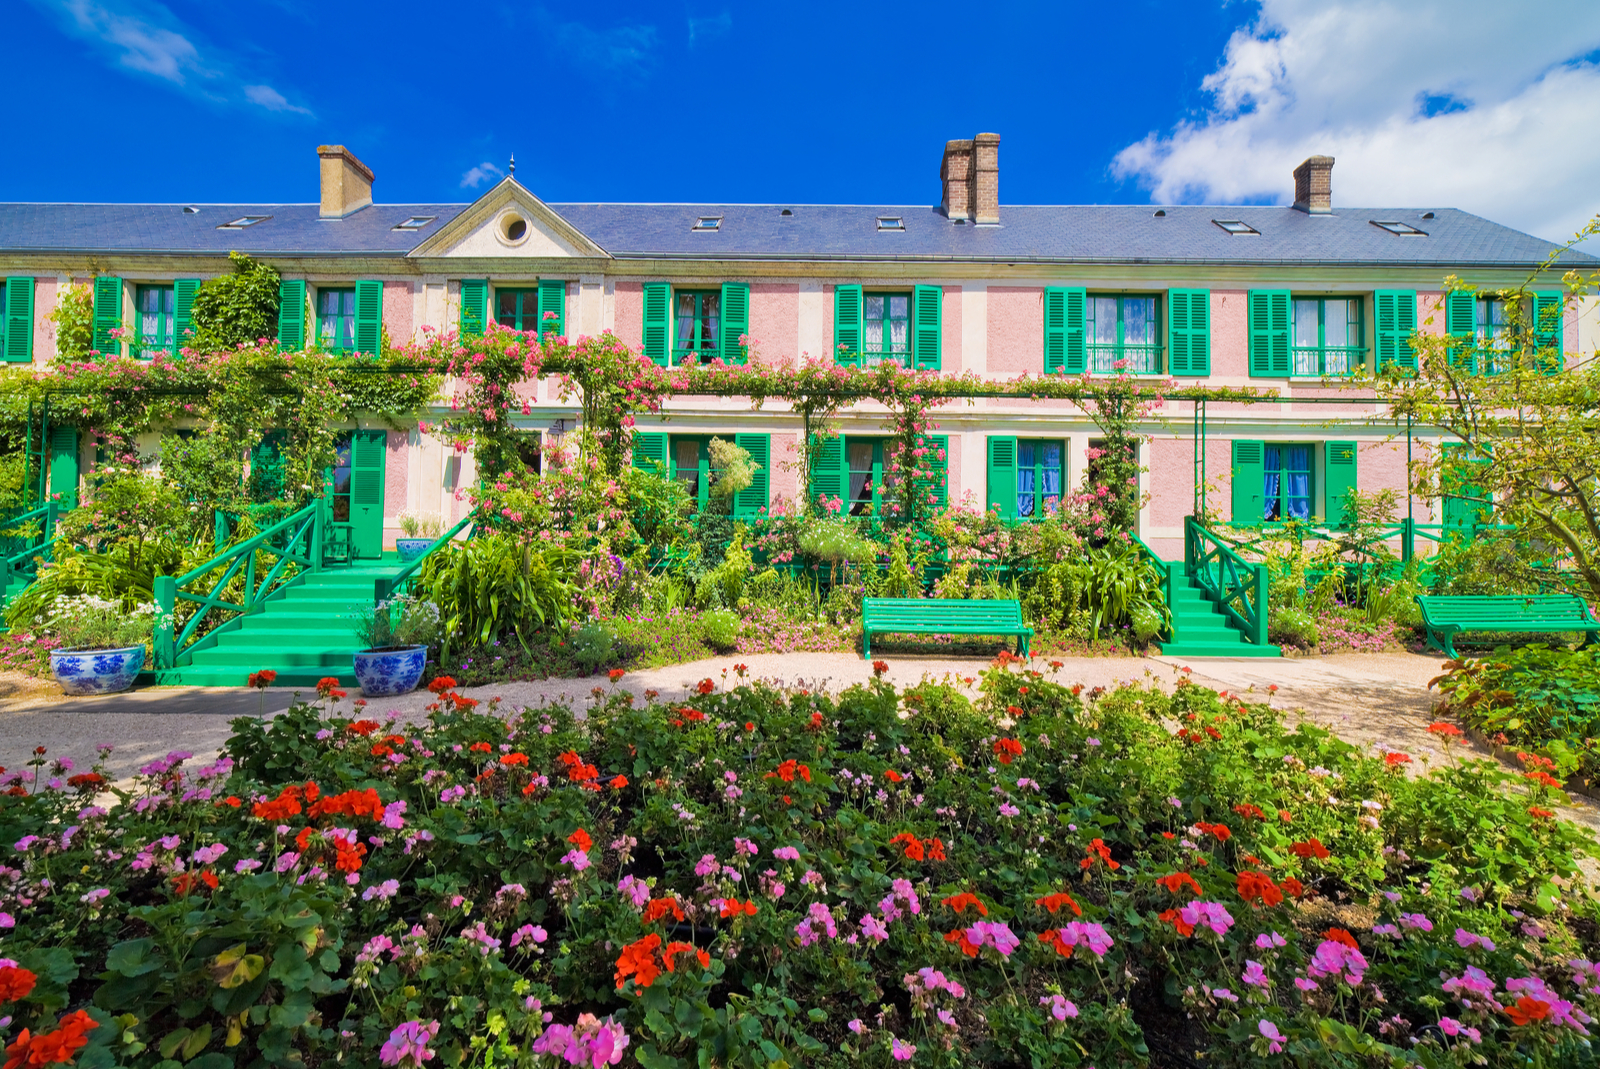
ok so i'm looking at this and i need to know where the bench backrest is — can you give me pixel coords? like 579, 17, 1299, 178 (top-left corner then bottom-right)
863, 597, 1026, 627
1415, 594, 1598, 626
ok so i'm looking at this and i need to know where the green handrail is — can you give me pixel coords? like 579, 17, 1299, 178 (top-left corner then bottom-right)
373, 514, 476, 606
1, 503, 62, 608
1185, 515, 1269, 646
1130, 532, 1176, 642
154, 499, 322, 669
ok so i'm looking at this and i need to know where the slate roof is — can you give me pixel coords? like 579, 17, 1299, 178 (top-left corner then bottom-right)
0, 199, 1589, 267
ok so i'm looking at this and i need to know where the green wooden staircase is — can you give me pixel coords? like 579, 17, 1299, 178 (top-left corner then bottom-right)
1145, 519, 1282, 659
156, 556, 404, 688
1157, 570, 1281, 658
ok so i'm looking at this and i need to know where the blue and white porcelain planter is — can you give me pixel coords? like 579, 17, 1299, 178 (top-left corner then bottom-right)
395, 538, 432, 563
353, 645, 428, 698
50, 645, 145, 696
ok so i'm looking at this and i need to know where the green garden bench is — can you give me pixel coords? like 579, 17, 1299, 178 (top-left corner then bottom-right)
861, 597, 1033, 660
1414, 594, 1600, 658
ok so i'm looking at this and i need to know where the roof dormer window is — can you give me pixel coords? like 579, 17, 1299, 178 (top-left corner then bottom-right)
1371, 220, 1427, 236
1212, 219, 1258, 236
693, 216, 722, 232
877, 216, 905, 232
217, 215, 270, 230
393, 216, 436, 231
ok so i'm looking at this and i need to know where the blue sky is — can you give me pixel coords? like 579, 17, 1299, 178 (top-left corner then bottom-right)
9, 0, 1600, 243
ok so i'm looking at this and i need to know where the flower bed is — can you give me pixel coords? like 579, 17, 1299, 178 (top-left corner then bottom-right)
1434, 644, 1600, 784
1, 664, 1596, 1067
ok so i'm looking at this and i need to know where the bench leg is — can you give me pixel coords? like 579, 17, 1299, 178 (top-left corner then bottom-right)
863, 630, 871, 662
1441, 628, 1458, 660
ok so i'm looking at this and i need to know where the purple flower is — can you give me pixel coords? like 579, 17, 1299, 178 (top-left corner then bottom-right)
192, 843, 228, 865
1307, 940, 1368, 986
966, 921, 1021, 958
1454, 928, 1495, 952
891, 1038, 916, 1061
1059, 921, 1115, 958
379, 1020, 438, 1068
560, 849, 591, 872
363, 879, 400, 902
772, 846, 800, 861
847, 1019, 865, 1034
999, 803, 1020, 818
1242, 960, 1270, 988
1255, 931, 1287, 950
1179, 900, 1234, 937
860, 914, 888, 942
511, 924, 548, 948
618, 875, 651, 909
1040, 994, 1078, 1021
1258, 1019, 1285, 1054
1399, 912, 1433, 932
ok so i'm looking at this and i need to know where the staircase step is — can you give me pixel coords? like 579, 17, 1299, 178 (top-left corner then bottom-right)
157, 666, 357, 688
187, 647, 361, 667
1157, 642, 1283, 658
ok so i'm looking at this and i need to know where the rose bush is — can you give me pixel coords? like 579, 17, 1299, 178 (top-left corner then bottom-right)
0, 663, 1595, 1067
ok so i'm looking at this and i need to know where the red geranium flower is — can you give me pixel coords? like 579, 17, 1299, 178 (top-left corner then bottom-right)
885, 770, 903, 783
941, 892, 988, 916
1236, 871, 1284, 907
427, 676, 458, 694
663, 941, 711, 972
248, 669, 278, 689
1080, 838, 1120, 871
567, 828, 593, 852
1159, 908, 1195, 937
1155, 872, 1202, 897
993, 738, 1024, 764
4, 1009, 98, 1069
0, 965, 37, 1003
1034, 892, 1083, 916
608, 668, 626, 682
1232, 803, 1265, 821
643, 897, 685, 924
944, 929, 980, 957
1384, 751, 1412, 767
315, 676, 341, 698
1289, 838, 1331, 860
697, 678, 715, 695
615, 934, 662, 989
1507, 995, 1553, 1026
720, 898, 758, 918
1322, 927, 1358, 949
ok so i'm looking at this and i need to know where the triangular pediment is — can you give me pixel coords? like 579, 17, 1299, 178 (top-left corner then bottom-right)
409, 177, 609, 259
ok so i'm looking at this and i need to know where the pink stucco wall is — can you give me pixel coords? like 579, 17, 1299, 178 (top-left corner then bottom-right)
383, 281, 414, 346
31, 277, 57, 363
1211, 290, 1248, 378
769, 431, 799, 504
1148, 437, 1196, 529
384, 430, 409, 520
941, 285, 961, 373
988, 287, 1041, 374
614, 282, 642, 350
749, 283, 799, 365
941, 432, 962, 504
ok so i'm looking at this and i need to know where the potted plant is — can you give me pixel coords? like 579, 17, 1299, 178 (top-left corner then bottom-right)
350, 594, 442, 697
395, 512, 444, 562
46, 595, 158, 696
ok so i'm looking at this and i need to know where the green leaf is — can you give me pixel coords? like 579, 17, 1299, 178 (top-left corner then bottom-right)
106, 939, 162, 978
182, 1023, 213, 1060
159, 1029, 192, 1060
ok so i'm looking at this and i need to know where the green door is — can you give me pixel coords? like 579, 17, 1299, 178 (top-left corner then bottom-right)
332, 430, 387, 558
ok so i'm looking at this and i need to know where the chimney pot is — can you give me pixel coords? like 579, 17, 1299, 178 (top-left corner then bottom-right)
940, 139, 974, 221
318, 145, 375, 218
972, 132, 1000, 224
1293, 155, 1334, 214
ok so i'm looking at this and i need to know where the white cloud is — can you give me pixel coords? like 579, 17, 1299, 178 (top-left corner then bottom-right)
1112, 0, 1600, 244
554, 20, 657, 76
36, 0, 313, 117
688, 12, 731, 47
460, 162, 505, 189
244, 84, 312, 116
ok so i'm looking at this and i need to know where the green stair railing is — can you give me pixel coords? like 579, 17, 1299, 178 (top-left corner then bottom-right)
1185, 516, 1269, 647
154, 499, 323, 669
0, 502, 62, 609
1131, 533, 1176, 642
373, 515, 476, 606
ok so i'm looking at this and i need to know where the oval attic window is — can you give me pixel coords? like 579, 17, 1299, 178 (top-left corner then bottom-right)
504, 216, 528, 241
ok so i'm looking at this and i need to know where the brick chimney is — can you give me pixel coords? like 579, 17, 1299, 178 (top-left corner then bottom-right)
941, 133, 1001, 223
318, 145, 374, 218
1293, 155, 1334, 214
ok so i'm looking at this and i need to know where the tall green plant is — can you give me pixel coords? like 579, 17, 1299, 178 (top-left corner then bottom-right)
417, 533, 578, 657
186, 253, 281, 353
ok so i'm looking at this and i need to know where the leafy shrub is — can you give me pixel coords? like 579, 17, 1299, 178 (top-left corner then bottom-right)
350, 595, 443, 651
1024, 542, 1168, 642
699, 608, 740, 651
569, 621, 616, 673
42, 594, 157, 651
1269, 605, 1321, 650
417, 534, 577, 656
48, 282, 95, 360
706, 437, 757, 502
1, 670, 1595, 1068
186, 252, 281, 353
1434, 644, 1600, 779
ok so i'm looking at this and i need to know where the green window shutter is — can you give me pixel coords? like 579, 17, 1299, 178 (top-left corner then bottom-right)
1532, 291, 1562, 372
4, 277, 34, 363
1043, 287, 1067, 374
1373, 290, 1417, 372
720, 282, 750, 365
833, 284, 862, 366
277, 279, 306, 350
732, 432, 769, 518
643, 283, 672, 367
632, 432, 667, 473
1062, 287, 1086, 373
986, 435, 1017, 521
1445, 290, 1476, 370
1325, 441, 1358, 526
1247, 290, 1291, 376
537, 278, 566, 338
810, 434, 844, 506
460, 279, 488, 336
91, 277, 122, 355
173, 278, 201, 356
49, 427, 79, 511
1167, 288, 1210, 376
1230, 440, 1265, 524
912, 284, 941, 370
914, 434, 949, 515
354, 280, 383, 355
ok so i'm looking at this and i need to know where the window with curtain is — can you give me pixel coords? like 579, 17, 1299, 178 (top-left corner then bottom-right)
136, 284, 175, 359
1264, 444, 1313, 521
863, 294, 911, 366
1016, 440, 1064, 518
668, 436, 726, 514
496, 289, 539, 331
1475, 298, 1510, 375
1086, 295, 1159, 373
318, 288, 356, 352
846, 438, 897, 517
1291, 297, 1363, 376
673, 291, 720, 365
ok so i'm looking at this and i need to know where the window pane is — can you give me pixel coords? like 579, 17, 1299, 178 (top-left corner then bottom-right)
161, 287, 175, 314
888, 295, 909, 320
889, 317, 907, 354
497, 291, 519, 327
848, 442, 874, 515
1124, 297, 1155, 345
674, 440, 700, 498
1090, 297, 1118, 345
675, 293, 696, 348
1017, 445, 1035, 517
1041, 442, 1062, 512
1292, 299, 1319, 348
701, 293, 719, 352
1330, 299, 1358, 346
863, 296, 884, 353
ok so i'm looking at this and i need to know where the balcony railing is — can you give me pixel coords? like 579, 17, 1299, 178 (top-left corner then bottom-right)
1291, 346, 1366, 377
1088, 343, 1161, 374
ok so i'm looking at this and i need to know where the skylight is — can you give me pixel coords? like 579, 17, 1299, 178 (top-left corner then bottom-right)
216, 215, 270, 230
1371, 220, 1427, 236
877, 216, 905, 231
393, 216, 436, 231
692, 216, 722, 232
1212, 219, 1258, 236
